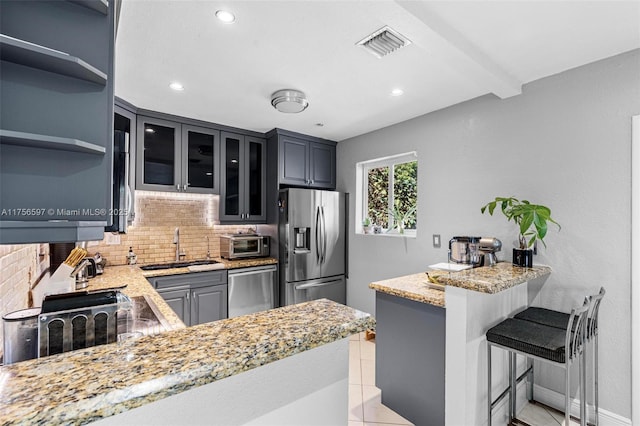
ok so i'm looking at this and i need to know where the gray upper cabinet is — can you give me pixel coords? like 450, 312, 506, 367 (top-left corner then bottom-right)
136, 116, 220, 194
309, 141, 336, 189
0, 0, 115, 243
220, 132, 267, 223
267, 129, 336, 190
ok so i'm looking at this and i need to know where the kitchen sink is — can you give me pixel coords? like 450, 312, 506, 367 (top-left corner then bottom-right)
119, 294, 171, 337
139, 260, 219, 271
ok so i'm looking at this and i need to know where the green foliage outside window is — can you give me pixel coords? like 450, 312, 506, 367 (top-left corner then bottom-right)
367, 161, 417, 230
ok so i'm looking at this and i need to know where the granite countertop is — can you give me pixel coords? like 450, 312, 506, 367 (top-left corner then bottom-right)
435, 262, 552, 294
369, 263, 552, 307
140, 257, 278, 278
81, 265, 185, 329
369, 273, 446, 307
0, 298, 374, 425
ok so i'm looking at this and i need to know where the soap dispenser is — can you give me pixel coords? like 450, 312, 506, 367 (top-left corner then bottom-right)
126, 247, 137, 265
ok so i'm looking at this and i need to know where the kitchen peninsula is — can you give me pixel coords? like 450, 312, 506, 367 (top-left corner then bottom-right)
370, 262, 551, 425
0, 264, 375, 426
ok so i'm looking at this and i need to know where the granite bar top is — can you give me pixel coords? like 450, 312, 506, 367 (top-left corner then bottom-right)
369, 263, 552, 307
140, 257, 278, 278
435, 262, 551, 294
369, 273, 446, 307
0, 298, 374, 426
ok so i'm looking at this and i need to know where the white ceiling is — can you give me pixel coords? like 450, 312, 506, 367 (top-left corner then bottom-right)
115, 1, 640, 141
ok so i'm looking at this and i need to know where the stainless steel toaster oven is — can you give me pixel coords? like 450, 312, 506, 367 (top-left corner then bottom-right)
220, 234, 270, 259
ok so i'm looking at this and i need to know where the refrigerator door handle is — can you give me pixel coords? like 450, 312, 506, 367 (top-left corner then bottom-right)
321, 206, 327, 264
315, 206, 321, 264
295, 279, 342, 290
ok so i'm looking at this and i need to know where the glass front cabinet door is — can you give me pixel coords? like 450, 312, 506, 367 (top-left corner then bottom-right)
220, 132, 266, 223
137, 117, 219, 194
182, 125, 219, 194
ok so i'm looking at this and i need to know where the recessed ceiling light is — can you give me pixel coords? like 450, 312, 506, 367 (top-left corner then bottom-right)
205, 172, 213, 176
145, 128, 155, 133
391, 88, 404, 97
169, 82, 184, 91
215, 10, 235, 23
230, 159, 238, 164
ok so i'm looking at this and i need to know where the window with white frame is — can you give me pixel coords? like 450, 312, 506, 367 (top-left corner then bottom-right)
356, 152, 417, 235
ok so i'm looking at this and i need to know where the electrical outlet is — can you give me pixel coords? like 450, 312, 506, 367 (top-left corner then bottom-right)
433, 234, 441, 248
105, 233, 121, 245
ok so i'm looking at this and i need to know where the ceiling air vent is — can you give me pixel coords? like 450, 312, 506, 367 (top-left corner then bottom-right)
357, 26, 411, 59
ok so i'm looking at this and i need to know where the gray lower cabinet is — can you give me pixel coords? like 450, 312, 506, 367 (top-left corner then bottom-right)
191, 285, 227, 325
266, 128, 336, 190
375, 291, 445, 426
149, 270, 227, 326
159, 287, 191, 325
0, 0, 115, 243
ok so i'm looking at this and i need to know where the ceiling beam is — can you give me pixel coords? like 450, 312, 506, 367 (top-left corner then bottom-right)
394, 0, 522, 99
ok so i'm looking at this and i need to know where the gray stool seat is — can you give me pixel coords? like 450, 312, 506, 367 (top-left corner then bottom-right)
514, 307, 571, 330
486, 318, 569, 363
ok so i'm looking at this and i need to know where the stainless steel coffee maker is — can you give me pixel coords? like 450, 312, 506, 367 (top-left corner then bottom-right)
448, 236, 482, 266
478, 237, 502, 266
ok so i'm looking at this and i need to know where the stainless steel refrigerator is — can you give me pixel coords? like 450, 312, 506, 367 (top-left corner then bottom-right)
278, 188, 346, 306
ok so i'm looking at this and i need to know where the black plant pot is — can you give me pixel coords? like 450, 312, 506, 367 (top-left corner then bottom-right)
512, 248, 533, 267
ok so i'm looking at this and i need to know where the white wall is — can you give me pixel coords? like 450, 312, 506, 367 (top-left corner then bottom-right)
337, 49, 640, 418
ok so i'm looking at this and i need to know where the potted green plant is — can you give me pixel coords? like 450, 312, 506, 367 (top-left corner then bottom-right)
362, 217, 373, 234
388, 203, 417, 235
480, 196, 560, 267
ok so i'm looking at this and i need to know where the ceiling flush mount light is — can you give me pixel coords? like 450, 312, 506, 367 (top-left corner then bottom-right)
169, 82, 184, 91
391, 88, 404, 97
215, 10, 235, 23
357, 26, 411, 59
271, 89, 309, 113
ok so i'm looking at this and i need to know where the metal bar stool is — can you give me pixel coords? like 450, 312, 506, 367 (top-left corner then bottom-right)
487, 297, 590, 426
514, 288, 605, 425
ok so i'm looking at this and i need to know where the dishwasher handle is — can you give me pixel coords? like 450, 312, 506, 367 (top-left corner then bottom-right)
228, 265, 277, 278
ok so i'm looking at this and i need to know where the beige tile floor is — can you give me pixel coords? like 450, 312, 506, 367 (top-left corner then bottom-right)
348, 332, 573, 426
348, 332, 414, 426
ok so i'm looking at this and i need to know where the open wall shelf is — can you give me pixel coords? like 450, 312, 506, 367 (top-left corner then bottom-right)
0, 129, 106, 155
0, 34, 107, 85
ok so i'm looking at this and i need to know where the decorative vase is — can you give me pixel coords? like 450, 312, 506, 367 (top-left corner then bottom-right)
397, 220, 405, 234
363, 225, 372, 234
512, 248, 533, 267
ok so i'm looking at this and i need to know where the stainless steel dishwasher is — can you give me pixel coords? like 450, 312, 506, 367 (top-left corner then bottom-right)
227, 265, 277, 318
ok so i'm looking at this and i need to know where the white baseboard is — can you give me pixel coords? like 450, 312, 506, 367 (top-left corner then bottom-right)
532, 384, 631, 426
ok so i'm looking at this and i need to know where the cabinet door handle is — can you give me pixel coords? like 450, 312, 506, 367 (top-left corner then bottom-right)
176, 184, 181, 191
186, 291, 190, 300
183, 184, 188, 191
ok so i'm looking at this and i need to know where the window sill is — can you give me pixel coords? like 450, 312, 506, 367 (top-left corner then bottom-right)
357, 230, 417, 239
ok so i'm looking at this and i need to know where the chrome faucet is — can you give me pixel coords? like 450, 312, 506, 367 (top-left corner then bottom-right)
173, 227, 185, 261
206, 236, 211, 260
